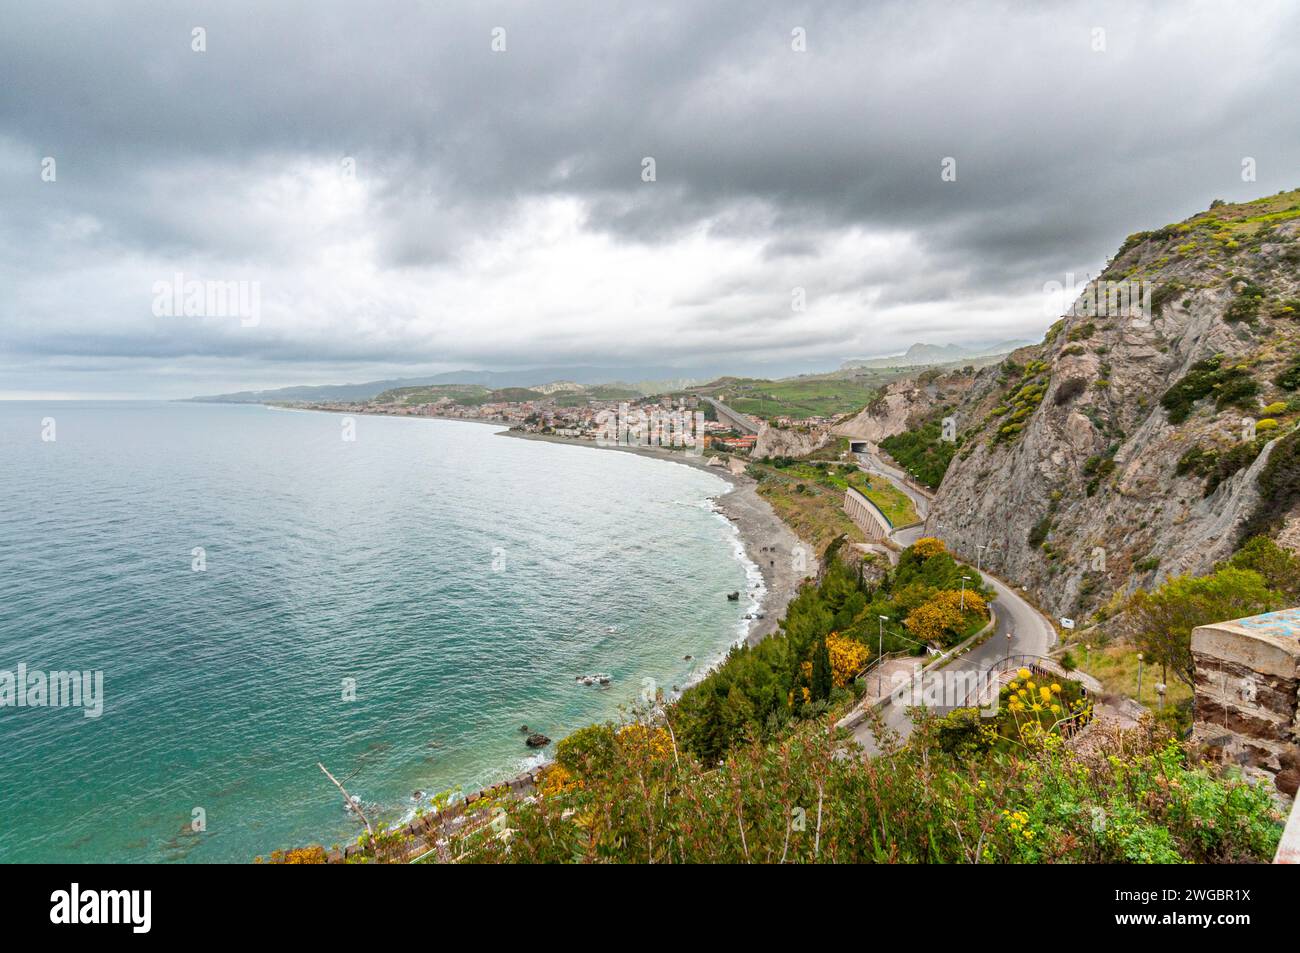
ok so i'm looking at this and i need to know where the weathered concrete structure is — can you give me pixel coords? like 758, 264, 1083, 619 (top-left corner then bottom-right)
1191, 607, 1300, 788
843, 487, 891, 543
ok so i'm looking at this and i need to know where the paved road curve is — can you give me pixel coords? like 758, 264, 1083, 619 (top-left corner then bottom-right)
848, 451, 1056, 754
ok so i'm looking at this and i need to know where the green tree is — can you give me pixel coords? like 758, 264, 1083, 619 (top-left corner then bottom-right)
1223, 536, 1300, 602
811, 637, 833, 702
1125, 567, 1277, 687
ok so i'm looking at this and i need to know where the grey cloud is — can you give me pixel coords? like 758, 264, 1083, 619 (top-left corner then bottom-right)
1, 0, 1298, 396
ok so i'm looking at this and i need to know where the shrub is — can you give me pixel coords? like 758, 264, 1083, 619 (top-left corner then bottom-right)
879, 421, 957, 489
1240, 427, 1300, 541
1160, 355, 1259, 423
1083, 454, 1117, 496
826, 632, 871, 687
1204, 437, 1267, 496
458, 721, 1283, 865
1151, 280, 1185, 316
1177, 445, 1213, 477
1054, 377, 1087, 404
904, 589, 988, 646
911, 536, 947, 559
1276, 358, 1300, 391
1214, 372, 1261, 411
1223, 282, 1267, 323
556, 724, 618, 778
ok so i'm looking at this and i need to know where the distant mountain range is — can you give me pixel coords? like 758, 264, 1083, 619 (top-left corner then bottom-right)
186, 366, 714, 403
187, 344, 1034, 404
841, 341, 1033, 370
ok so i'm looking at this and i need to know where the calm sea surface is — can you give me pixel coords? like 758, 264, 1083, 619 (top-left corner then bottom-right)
0, 401, 753, 862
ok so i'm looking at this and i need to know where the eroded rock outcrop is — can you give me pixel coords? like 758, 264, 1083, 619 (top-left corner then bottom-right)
847, 192, 1300, 619
753, 422, 831, 459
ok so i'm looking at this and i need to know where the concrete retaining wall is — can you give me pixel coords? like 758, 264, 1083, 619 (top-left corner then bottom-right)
843, 487, 891, 543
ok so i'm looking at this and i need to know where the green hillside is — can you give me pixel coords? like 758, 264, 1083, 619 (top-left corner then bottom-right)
372, 383, 491, 405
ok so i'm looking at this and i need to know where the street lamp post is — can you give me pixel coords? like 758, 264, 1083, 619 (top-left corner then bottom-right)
877, 615, 888, 694
960, 575, 970, 611
1136, 652, 1144, 703
1005, 630, 1013, 662
1084, 643, 1091, 674
976, 544, 986, 575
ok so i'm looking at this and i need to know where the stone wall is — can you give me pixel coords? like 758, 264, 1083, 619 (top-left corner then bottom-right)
1191, 608, 1300, 793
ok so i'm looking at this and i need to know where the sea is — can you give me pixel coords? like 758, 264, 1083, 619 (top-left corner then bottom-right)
0, 401, 757, 862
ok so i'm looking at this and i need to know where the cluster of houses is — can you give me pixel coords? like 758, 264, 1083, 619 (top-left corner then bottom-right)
291, 392, 758, 452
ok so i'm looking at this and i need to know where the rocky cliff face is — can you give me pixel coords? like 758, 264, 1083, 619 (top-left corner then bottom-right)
842, 190, 1300, 618
753, 422, 831, 459
837, 374, 951, 444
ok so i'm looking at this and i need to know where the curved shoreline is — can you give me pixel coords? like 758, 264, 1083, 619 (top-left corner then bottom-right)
257, 405, 811, 650
496, 429, 811, 648
248, 408, 815, 857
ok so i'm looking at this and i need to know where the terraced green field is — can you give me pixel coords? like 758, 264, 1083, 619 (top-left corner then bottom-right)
760, 460, 919, 526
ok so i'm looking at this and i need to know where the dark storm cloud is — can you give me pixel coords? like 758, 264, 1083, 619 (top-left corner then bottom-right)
1, 0, 1298, 395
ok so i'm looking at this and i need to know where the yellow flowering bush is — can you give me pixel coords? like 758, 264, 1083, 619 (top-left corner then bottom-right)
911, 536, 947, 559
616, 723, 675, 762
539, 763, 583, 798
905, 589, 990, 645
827, 632, 871, 687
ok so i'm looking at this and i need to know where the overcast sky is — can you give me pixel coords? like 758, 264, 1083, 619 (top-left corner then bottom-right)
1, 1, 1296, 398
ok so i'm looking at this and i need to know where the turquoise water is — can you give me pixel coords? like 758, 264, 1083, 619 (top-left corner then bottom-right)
0, 402, 753, 862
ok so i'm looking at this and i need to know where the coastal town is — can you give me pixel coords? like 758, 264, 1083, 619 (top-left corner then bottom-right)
276, 385, 846, 456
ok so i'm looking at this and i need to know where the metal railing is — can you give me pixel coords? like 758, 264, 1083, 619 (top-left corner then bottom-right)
854, 649, 907, 685
950, 654, 1083, 709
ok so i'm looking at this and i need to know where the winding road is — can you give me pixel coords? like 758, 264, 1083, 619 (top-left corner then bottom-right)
847, 449, 1056, 754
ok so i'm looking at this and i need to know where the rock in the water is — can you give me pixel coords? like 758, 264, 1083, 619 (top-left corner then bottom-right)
525, 733, 551, 748
726, 591, 740, 601
518, 724, 529, 733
